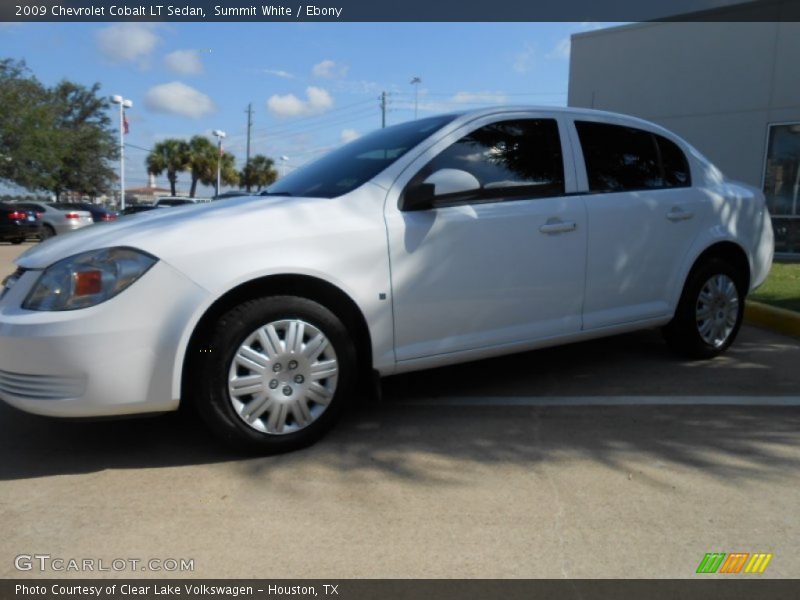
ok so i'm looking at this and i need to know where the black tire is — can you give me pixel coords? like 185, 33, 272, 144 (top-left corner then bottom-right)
11, 238, 24, 245
663, 257, 746, 359
193, 295, 358, 454
40, 225, 55, 240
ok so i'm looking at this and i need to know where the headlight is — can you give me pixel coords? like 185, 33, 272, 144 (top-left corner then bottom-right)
23, 247, 157, 311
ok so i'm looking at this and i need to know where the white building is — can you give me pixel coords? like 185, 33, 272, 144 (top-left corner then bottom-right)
568, 3, 800, 256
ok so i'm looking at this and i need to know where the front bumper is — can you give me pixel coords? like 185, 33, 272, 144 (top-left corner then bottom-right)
0, 260, 208, 417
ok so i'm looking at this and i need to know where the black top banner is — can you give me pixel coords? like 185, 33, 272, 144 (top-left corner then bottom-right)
1, 0, 799, 22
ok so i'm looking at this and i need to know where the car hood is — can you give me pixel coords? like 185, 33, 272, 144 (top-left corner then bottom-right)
15, 194, 333, 270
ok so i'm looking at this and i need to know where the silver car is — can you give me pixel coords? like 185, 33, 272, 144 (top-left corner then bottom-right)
14, 202, 94, 238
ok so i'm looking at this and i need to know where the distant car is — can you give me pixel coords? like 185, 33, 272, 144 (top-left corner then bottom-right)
14, 202, 94, 238
55, 202, 118, 223
214, 190, 251, 200
122, 205, 159, 216
154, 197, 197, 207
0, 203, 42, 244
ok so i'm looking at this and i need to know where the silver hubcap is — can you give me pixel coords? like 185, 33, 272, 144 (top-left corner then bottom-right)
228, 319, 338, 435
696, 274, 739, 348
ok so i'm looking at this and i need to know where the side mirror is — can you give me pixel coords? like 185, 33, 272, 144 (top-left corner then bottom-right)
424, 168, 481, 196
403, 168, 481, 211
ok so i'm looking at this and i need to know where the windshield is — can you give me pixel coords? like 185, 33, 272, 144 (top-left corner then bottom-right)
264, 114, 458, 199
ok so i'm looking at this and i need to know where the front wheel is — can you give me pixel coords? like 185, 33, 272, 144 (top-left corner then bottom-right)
663, 257, 746, 359
11, 238, 24, 245
194, 296, 357, 453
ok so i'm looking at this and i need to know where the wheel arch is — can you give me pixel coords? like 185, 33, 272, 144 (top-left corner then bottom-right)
178, 274, 374, 406
674, 240, 751, 313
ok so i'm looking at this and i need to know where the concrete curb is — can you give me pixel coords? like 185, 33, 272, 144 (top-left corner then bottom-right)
745, 300, 800, 338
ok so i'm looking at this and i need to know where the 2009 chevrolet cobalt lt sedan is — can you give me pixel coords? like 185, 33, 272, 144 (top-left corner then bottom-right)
0, 107, 774, 453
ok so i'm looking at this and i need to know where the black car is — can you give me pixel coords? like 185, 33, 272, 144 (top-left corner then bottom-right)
121, 204, 159, 216
55, 202, 118, 223
0, 203, 42, 244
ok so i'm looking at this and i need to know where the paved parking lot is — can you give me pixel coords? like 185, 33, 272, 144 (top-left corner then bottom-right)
1, 241, 799, 578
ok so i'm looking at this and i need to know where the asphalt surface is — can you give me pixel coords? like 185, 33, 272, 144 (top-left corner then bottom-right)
1, 241, 799, 579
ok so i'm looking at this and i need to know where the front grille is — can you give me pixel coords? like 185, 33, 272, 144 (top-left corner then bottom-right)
0, 369, 86, 400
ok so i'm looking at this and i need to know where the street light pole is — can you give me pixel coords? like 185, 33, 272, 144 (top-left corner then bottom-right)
410, 77, 421, 119
212, 129, 226, 197
110, 95, 132, 211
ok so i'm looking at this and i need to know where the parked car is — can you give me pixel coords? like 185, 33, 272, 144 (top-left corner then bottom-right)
0, 107, 774, 453
121, 204, 159, 216
154, 197, 197, 207
215, 190, 252, 200
0, 203, 42, 244
55, 202, 118, 223
14, 202, 94, 238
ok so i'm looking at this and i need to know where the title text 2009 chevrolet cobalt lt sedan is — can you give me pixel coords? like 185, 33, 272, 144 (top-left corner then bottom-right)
0, 107, 774, 452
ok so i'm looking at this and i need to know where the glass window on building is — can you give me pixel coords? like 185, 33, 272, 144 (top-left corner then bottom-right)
763, 123, 800, 255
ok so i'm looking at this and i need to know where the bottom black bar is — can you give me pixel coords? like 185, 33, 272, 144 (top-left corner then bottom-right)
3, 580, 800, 600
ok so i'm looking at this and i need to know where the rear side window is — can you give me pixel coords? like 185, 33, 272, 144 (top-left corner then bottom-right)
575, 121, 691, 192
656, 134, 691, 187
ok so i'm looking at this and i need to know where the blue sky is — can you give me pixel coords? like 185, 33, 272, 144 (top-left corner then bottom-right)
1, 21, 617, 197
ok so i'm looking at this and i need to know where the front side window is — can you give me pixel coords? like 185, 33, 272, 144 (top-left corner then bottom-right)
406, 118, 565, 207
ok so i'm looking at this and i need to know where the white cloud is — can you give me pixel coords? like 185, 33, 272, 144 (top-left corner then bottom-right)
513, 42, 535, 73
546, 37, 571, 60
144, 82, 215, 118
340, 129, 360, 143
96, 23, 159, 63
264, 69, 295, 79
165, 49, 204, 75
267, 86, 334, 118
450, 91, 508, 104
312, 59, 348, 79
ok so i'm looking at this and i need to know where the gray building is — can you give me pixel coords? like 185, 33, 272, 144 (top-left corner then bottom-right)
568, 9, 800, 256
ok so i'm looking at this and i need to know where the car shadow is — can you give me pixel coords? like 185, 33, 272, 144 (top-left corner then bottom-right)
1, 327, 799, 483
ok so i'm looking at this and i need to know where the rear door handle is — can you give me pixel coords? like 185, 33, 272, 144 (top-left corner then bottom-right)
667, 207, 694, 222
539, 220, 577, 234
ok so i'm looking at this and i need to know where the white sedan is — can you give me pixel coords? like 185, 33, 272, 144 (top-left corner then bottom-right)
0, 107, 774, 453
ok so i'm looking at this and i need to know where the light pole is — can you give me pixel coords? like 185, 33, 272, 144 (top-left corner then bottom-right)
110, 95, 132, 210
212, 129, 226, 197
410, 77, 421, 119
279, 155, 289, 178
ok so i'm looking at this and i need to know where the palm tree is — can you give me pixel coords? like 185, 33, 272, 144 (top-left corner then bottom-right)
240, 154, 278, 192
146, 139, 190, 196
220, 153, 240, 189
186, 135, 217, 197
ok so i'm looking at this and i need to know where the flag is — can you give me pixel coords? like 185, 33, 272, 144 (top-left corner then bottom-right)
123, 111, 129, 135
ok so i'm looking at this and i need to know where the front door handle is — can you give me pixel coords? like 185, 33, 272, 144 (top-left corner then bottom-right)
539, 220, 577, 234
667, 207, 695, 222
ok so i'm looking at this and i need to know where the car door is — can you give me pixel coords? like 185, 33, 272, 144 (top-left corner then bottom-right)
570, 119, 705, 329
384, 114, 588, 362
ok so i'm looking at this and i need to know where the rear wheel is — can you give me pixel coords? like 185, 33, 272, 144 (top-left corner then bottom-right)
40, 225, 55, 240
194, 296, 357, 453
663, 257, 746, 359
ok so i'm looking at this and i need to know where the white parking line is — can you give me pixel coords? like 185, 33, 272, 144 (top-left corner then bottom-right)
396, 396, 800, 407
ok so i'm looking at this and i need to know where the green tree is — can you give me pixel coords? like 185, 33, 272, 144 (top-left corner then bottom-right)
240, 155, 278, 192
146, 139, 190, 196
220, 152, 240, 189
0, 59, 117, 200
185, 135, 218, 197
48, 80, 118, 200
